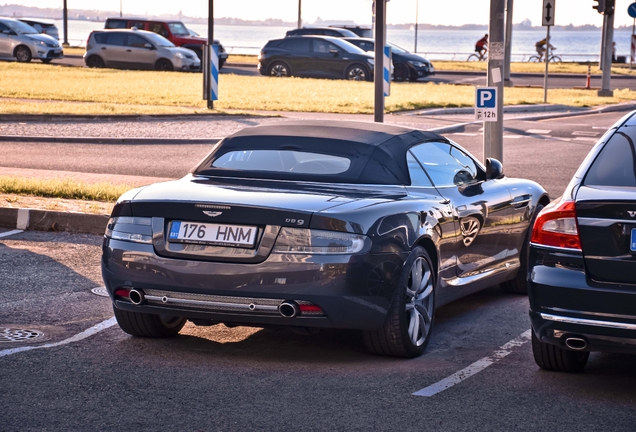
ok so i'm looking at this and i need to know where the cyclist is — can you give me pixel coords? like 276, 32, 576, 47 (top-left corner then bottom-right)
535, 36, 554, 61
475, 34, 488, 60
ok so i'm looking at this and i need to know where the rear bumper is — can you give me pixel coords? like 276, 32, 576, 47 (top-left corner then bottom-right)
528, 244, 636, 354
102, 238, 405, 330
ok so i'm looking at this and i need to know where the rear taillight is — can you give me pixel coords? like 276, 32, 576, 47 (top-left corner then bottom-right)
531, 200, 582, 250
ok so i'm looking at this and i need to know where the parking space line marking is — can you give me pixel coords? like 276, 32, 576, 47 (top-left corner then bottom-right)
0, 229, 23, 239
0, 317, 117, 359
412, 329, 531, 397
526, 129, 552, 135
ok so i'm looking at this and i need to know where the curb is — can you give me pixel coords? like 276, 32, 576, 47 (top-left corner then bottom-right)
0, 207, 108, 236
0, 136, 220, 144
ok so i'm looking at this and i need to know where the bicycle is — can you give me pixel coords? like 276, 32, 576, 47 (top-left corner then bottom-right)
527, 47, 562, 63
467, 50, 487, 62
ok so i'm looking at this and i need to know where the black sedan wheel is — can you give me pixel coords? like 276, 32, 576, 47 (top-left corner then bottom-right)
155, 59, 173, 71
393, 63, 409, 82
86, 55, 105, 68
113, 306, 186, 338
531, 332, 589, 372
364, 246, 436, 358
15, 46, 32, 63
346, 64, 368, 81
268, 61, 290, 77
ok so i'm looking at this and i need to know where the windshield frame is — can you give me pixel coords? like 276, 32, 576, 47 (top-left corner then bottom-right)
329, 37, 367, 54
141, 31, 175, 47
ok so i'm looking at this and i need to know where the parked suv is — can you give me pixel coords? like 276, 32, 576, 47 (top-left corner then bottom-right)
258, 35, 374, 81
104, 17, 227, 68
0, 17, 62, 63
18, 18, 60, 40
84, 29, 200, 72
285, 27, 359, 38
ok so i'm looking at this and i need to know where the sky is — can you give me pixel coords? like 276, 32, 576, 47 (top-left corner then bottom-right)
6, 0, 636, 27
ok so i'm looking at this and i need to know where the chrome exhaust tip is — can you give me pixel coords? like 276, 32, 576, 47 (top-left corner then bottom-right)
279, 301, 299, 318
129, 289, 145, 305
565, 337, 587, 351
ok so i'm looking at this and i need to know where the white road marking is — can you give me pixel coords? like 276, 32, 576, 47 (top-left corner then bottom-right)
0, 317, 117, 358
0, 229, 23, 239
573, 137, 598, 142
412, 329, 532, 397
592, 126, 610, 129
526, 129, 552, 135
572, 131, 598, 137
503, 135, 523, 139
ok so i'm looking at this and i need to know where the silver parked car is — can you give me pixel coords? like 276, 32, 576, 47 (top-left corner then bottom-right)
18, 18, 60, 40
84, 29, 201, 72
0, 17, 63, 63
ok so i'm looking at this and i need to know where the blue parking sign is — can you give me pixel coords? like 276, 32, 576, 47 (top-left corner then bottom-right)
476, 88, 496, 108
475, 87, 497, 122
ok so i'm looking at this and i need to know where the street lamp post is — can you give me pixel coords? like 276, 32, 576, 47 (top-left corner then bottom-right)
62, 0, 68, 46
298, 0, 302, 29
414, 0, 419, 53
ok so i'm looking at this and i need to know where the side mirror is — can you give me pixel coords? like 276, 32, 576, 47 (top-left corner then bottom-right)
2, 30, 11, 35
329, 48, 340, 56
144, 43, 153, 49
486, 158, 504, 180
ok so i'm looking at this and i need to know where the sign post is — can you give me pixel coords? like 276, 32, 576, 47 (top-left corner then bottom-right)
628, 2, 636, 69
384, 45, 391, 97
599, 0, 615, 97
483, 0, 505, 163
542, 0, 555, 103
203, 0, 215, 109
374, 0, 387, 122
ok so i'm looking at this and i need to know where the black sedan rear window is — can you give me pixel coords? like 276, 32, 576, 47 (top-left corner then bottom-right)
212, 150, 351, 175
584, 129, 636, 187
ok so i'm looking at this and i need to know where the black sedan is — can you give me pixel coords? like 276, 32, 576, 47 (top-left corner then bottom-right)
344, 38, 434, 82
102, 121, 548, 358
257, 36, 374, 81
529, 110, 636, 372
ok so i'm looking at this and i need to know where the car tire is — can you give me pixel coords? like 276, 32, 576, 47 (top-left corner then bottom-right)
531, 331, 589, 372
15, 45, 32, 63
393, 63, 409, 82
113, 306, 186, 338
363, 246, 436, 358
346, 64, 368, 81
155, 59, 173, 71
500, 204, 544, 294
86, 55, 105, 68
268, 61, 291, 77
41, 58, 52, 64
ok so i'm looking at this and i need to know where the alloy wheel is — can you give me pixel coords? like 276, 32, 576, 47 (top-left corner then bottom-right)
347, 67, 366, 81
405, 256, 434, 347
270, 63, 289, 77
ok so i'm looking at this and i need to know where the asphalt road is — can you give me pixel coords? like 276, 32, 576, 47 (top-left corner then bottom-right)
3, 54, 634, 89
2, 109, 636, 430
1, 227, 636, 431
0, 109, 627, 198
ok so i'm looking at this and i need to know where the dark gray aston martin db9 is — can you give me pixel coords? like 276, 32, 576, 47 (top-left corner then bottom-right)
102, 121, 549, 358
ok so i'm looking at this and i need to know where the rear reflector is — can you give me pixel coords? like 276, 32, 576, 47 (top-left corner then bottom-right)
114, 288, 131, 298
531, 200, 582, 250
299, 304, 323, 314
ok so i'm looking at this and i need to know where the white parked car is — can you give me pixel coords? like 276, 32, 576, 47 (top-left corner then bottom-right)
0, 17, 63, 63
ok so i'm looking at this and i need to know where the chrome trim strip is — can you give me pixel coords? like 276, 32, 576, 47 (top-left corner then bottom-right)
545, 307, 636, 321
577, 217, 636, 227
540, 313, 636, 331
529, 242, 582, 253
444, 260, 519, 287
145, 295, 280, 312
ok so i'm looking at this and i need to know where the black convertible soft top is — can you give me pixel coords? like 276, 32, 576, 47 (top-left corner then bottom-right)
193, 120, 448, 185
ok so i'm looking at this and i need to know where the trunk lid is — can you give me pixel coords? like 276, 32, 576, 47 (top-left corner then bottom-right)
129, 176, 405, 263
576, 185, 636, 284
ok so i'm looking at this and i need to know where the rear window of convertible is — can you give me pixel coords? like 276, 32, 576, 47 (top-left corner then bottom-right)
212, 150, 351, 175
